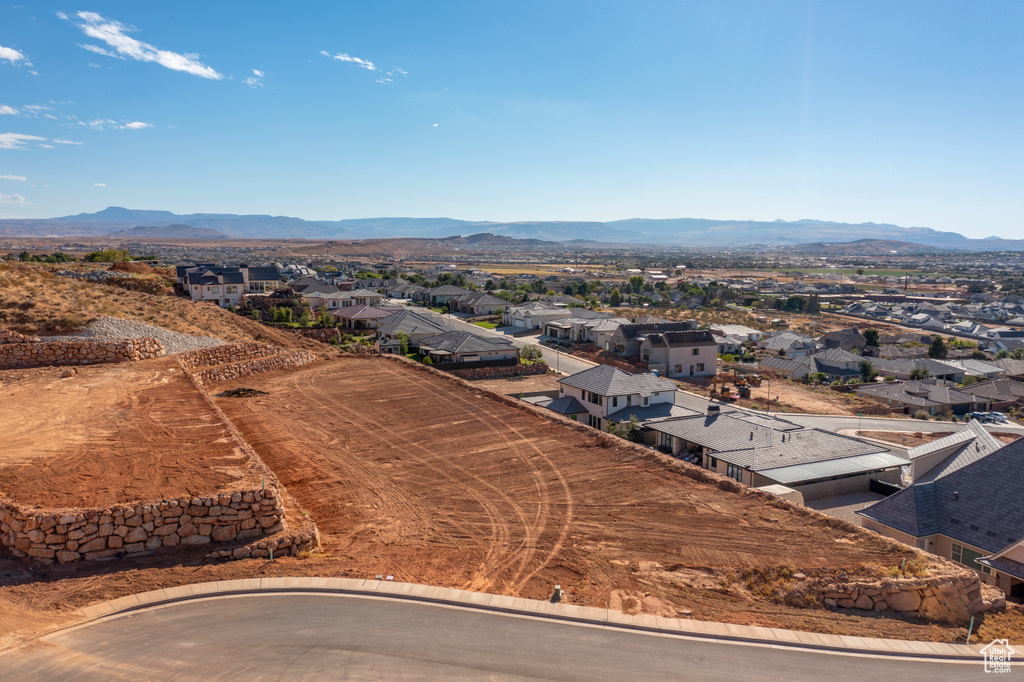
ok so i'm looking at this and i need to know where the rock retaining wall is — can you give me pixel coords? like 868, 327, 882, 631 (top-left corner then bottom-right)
177, 343, 284, 370
0, 336, 165, 369
446, 362, 550, 380
189, 349, 317, 386
819, 573, 986, 623
0, 488, 284, 564
0, 328, 40, 344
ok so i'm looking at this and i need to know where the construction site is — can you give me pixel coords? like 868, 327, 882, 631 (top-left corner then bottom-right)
0, 311, 1021, 648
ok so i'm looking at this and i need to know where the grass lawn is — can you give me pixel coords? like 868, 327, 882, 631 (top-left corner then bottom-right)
473, 320, 498, 329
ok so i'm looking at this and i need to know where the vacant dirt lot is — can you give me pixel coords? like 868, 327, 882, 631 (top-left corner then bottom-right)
0, 358, 253, 508
211, 356, 971, 638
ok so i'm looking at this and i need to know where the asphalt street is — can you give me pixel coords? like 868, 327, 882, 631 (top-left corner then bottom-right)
0, 594, 979, 681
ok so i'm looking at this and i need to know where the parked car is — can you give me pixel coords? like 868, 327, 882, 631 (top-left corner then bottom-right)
967, 411, 990, 422
986, 412, 1009, 424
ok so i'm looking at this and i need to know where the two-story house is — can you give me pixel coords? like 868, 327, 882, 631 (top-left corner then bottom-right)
555, 364, 677, 430
638, 330, 717, 378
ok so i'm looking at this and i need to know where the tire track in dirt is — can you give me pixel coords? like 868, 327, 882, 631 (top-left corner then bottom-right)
397, 366, 576, 594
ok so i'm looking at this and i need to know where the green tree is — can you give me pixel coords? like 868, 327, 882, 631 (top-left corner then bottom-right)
484, 279, 496, 291
298, 309, 313, 327
609, 288, 622, 307
396, 331, 411, 355
928, 336, 948, 359
859, 360, 878, 382
84, 248, 131, 262
863, 328, 879, 347
909, 366, 930, 380
520, 344, 544, 362
315, 307, 334, 328
628, 275, 645, 294
249, 309, 261, 321
1013, 348, 1024, 360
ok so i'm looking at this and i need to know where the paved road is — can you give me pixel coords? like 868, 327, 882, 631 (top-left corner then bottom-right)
0, 594, 977, 681
441, 314, 596, 375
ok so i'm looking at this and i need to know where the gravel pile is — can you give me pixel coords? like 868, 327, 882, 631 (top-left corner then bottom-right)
40, 317, 225, 355
55, 270, 126, 282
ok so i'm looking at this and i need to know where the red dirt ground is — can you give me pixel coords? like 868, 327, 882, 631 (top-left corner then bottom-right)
210, 356, 977, 640
0, 359, 254, 508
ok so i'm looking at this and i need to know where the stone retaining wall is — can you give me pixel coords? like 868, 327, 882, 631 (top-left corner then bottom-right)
208, 526, 321, 561
0, 328, 40, 344
819, 573, 985, 623
0, 337, 165, 369
446, 362, 550, 380
177, 343, 283, 370
0, 488, 284, 564
189, 349, 317, 386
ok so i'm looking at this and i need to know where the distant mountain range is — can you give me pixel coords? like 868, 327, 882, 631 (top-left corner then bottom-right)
1, 207, 1021, 251
777, 238, 952, 255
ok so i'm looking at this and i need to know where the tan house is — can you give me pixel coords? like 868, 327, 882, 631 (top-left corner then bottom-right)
639, 330, 717, 378
857, 434, 1024, 601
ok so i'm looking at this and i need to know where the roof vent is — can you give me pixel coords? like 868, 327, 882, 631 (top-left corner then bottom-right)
953, 491, 959, 501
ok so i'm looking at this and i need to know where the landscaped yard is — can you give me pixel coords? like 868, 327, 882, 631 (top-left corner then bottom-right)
472, 320, 498, 329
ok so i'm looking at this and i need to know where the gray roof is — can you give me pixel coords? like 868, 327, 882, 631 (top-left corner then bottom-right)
857, 380, 979, 408
244, 266, 280, 282
811, 347, 863, 365
536, 396, 588, 415
617, 321, 698, 341
419, 330, 519, 354
857, 436, 1024, 554
959, 378, 1024, 402
759, 452, 910, 486
558, 364, 676, 397
376, 309, 453, 336
759, 356, 815, 374
648, 415, 891, 474
992, 357, 1024, 377
911, 420, 1005, 483
606, 402, 698, 424
642, 330, 716, 348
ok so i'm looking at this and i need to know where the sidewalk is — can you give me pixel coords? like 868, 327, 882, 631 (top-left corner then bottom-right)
74, 577, 990, 662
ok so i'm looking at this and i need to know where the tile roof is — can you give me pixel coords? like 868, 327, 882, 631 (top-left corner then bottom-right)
909, 420, 1004, 482
606, 402, 699, 423
992, 357, 1024, 377
536, 396, 588, 415
558, 364, 677, 397
857, 436, 1024, 554
375, 309, 454, 336
331, 304, 401, 320
958, 378, 1024, 402
642, 330, 716, 348
419, 330, 519, 354
617, 321, 698, 341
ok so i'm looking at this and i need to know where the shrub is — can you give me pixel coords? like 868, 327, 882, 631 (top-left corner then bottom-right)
520, 344, 544, 362
912, 410, 931, 420
422, 356, 433, 365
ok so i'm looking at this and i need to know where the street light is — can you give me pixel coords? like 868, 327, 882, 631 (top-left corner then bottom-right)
765, 377, 771, 413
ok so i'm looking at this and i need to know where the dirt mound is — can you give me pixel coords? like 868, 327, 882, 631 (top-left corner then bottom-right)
215, 387, 270, 398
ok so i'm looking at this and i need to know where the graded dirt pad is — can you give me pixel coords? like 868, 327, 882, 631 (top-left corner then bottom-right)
0, 358, 252, 508
214, 357, 944, 635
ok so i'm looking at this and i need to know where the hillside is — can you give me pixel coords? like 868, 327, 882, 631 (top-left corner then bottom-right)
106, 224, 229, 239
0, 262, 316, 349
778, 238, 951, 255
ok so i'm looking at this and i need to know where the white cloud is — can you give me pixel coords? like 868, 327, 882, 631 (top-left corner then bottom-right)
38, 144, 53, 148
321, 50, 377, 71
52, 138, 84, 144
0, 193, 29, 204
432, 123, 438, 127
0, 46, 25, 64
0, 175, 27, 181
376, 77, 393, 84
56, 11, 68, 20
394, 67, 408, 76
79, 119, 152, 131
244, 69, 264, 88
80, 43, 123, 59
0, 105, 17, 115
70, 11, 223, 80
0, 133, 46, 150
93, 183, 106, 187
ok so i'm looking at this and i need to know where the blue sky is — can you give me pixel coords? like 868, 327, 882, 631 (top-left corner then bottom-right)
0, 2, 1022, 238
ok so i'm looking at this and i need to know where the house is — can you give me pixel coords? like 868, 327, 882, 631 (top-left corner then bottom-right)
903, 419, 1002, 483
759, 346, 864, 382
869, 357, 964, 383
856, 380, 985, 416
502, 302, 571, 330
944, 359, 1007, 380
857, 435, 1024, 601
388, 283, 427, 300
185, 268, 246, 308
331, 304, 401, 330
554, 364, 677, 430
540, 308, 612, 342
374, 309, 455, 351
710, 324, 764, 342
609, 321, 698, 359
645, 411, 904, 501
757, 331, 817, 358
992, 357, 1024, 379
585, 317, 632, 349
181, 264, 282, 307
819, 328, 867, 353
418, 330, 520, 364
421, 285, 475, 306
448, 291, 507, 316
638, 330, 717, 378
959, 378, 1024, 412
713, 334, 744, 356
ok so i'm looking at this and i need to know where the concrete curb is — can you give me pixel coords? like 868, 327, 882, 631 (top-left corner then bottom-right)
76, 577, 988, 662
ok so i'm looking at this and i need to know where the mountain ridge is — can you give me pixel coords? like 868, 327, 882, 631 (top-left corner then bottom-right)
1, 207, 1021, 251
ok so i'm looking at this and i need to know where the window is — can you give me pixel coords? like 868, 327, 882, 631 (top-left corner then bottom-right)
660, 432, 672, 448
726, 463, 744, 482
709, 456, 718, 469
226, 285, 238, 294
559, 386, 564, 394
643, 396, 649, 406
696, 363, 705, 372
586, 391, 603, 406
569, 414, 577, 421
588, 414, 601, 429
692, 347, 700, 355
626, 395, 632, 406
952, 543, 992, 574
612, 396, 618, 408
674, 364, 682, 374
